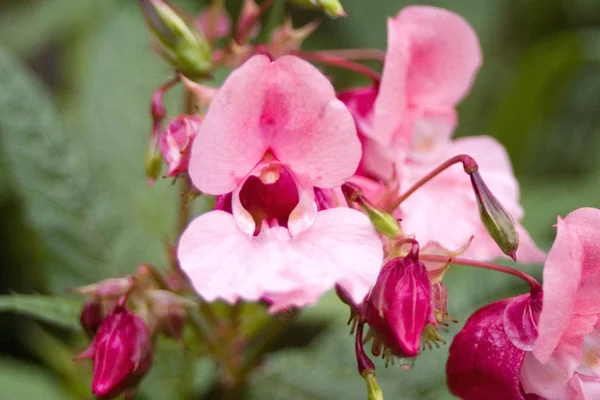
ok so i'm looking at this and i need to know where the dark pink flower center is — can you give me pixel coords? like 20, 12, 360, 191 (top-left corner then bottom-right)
239, 165, 299, 234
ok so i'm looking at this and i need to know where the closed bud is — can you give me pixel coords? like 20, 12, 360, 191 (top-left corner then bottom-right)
76, 305, 153, 399
146, 290, 195, 339
287, 0, 346, 18
145, 135, 163, 184
138, 0, 212, 78
447, 293, 541, 400
158, 115, 202, 176
71, 277, 133, 299
196, 0, 231, 42
80, 300, 104, 337
365, 242, 431, 358
470, 170, 519, 260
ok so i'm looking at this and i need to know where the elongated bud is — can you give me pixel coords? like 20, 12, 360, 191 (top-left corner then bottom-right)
365, 241, 431, 358
341, 182, 402, 238
287, 0, 346, 18
355, 322, 374, 375
196, 0, 231, 42
76, 305, 153, 399
138, 0, 211, 78
470, 170, 519, 260
145, 135, 163, 184
71, 277, 134, 298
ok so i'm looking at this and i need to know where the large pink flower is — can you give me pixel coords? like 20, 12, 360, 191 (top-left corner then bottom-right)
178, 55, 383, 311
340, 6, 544, 262
521, 208, 600, 399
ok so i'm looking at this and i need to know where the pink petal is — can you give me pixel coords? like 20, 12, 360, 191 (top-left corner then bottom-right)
534, 208, 600, 362
521, 336, 585, 399
569, 373, 600, 400
371, 6, 481, 152
177, 211, 296, 302
275, 208, 383, 308
189, 55, 361, 194
338, 86, 378, 140
177, 208, 382, 309
391, 6, 482, 107
399, 135, 544, 262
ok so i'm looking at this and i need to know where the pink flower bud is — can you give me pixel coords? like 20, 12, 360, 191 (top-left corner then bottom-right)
196, 6, 232, 42
76, 306, 153, 399
365, 242, 432, 358
80, 300, 104, 337
447, 293, 541, 400
158, 115, 202, 176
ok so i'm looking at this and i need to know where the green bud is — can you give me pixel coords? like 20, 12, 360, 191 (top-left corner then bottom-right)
360, 203, 403, 239
470, 170, 519, 260
139, 0, 212, 78
145, 138, 163, 184
287, 0, 346, 18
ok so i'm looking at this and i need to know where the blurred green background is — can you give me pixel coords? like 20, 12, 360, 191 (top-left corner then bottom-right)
1, 0, 600, 399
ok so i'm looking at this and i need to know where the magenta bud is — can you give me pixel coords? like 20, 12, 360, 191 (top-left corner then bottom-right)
80, 300, 104, 337
447, 293, 541, 400
71, 277, 133, 299
77, 305, 153, 399
158, 114, 202, 177
365, 242, 431, 358
470, 170, 519, 260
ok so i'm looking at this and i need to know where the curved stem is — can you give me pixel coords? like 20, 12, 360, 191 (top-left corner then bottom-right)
387, 154, 477, 212
419, 254, 542, 296
294, 51, 381, 84
316, 48, 386, 62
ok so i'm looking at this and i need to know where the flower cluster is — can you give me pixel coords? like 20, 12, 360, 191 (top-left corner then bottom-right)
69, 1, 600, 399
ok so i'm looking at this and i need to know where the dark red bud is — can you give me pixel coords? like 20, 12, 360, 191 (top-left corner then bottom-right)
78, 305, 153, 399
447, 293, 542, 400
365, 242, 431, 358
80, 300, 104, 337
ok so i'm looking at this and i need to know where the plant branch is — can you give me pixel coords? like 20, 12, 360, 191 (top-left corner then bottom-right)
294, 51, 381, 84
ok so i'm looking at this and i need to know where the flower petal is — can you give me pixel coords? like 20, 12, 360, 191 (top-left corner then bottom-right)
533, 208, 600, 362
391, 6, 482, 107
273, 208, 383, 308
177, 210, 295, 302
189, 54, 361, 194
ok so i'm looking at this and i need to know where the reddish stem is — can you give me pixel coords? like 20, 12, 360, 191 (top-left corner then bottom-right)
387, 154, 478, 212
294, 51, 381, 84
316, 48, 386, 62
235, 0, 274, 44
419, 254, 542, 296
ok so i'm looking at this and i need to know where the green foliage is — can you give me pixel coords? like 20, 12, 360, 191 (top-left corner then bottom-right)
0, 295, 82, 331
0, 357, 69, 400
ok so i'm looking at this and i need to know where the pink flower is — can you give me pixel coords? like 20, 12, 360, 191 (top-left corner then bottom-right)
340, 6, 544, 262
158, 115, 202, 177
177, 55, 383, 311
521, 208, 600, 399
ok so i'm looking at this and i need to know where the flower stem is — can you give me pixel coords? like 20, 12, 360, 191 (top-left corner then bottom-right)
419, 254, 542, 296
294, 51, 381, 84
237, 311, 298, 377
316, 48, 386, 62
387, 154, 478, 212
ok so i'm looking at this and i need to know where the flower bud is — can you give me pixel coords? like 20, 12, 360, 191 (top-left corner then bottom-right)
287, 0, 346, 18
236, 0, 261, 42
145, 135, 163, 184
470, 170, 519, 260
76, 305, 153, 399
365, 242, 431, 358
138, 0, 212, 78
196, 1, 231, 42
80, 300, 104, 337
71, 277, 134, 299
447, 293, 540, 400
158, 115, 202, 176
146, 289, 195, 339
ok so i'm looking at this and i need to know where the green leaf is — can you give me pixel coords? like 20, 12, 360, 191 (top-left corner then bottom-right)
0, 357, 69, 400
0, 295, 82, 331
